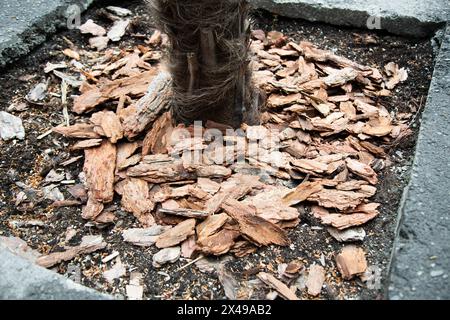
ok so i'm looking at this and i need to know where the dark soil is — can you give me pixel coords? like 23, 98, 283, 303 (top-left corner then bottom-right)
0, 0, 435, 300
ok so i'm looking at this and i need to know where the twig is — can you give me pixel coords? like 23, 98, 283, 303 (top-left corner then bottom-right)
176, 255, 205, 272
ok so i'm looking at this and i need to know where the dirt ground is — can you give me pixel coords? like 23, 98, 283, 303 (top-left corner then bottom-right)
0, 0, 435, 300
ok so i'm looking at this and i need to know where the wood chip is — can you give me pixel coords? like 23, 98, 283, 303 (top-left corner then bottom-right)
197, 228, 240, 256
320, 211, 379, 230
221, 199, 289, 247
181, 235, 197, 258
158, 208, 209, 219
156, 218, 196, 249
324, 67, 359, 87
84, 140, 116, 203
116, 142, 140, 171
73, 69, 158, 114
122, 71, 172, 139
257, 272, 299, 300
384, 62, 408, 90
122, 225, 172, 247
63, 48, 80, 60
307, 188, 371, 211
306, 264, 326, 296
268, 93, 303, 108
345, 158, 378, 184
282, 181, 323, 206
196, 214, 229, 241
90, 110, 124, 143
197, 178, 221, 195
53, 124, 101, 139
82, 194, 104, 220
142, 112, 173, 155
243, 187, 299, 225
78, 19, 106, 36
71, 139, 103, 150
36, 235, 106, 268
335, 245, 368, 280
121, 178, 155, 226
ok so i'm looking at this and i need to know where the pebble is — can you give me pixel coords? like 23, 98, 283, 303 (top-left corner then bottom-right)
26, 82, 47, 103
430, 270, 444, 278
42, 184, 65, 201
0, 111, 25, 141
327, 227, 366, 242
152, 247, 181, 268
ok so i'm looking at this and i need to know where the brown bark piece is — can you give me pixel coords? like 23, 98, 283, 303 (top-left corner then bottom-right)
91, 110, 124, 143
282, 181, 323, 207
196, 229, 240, 256
320, 212, 379, 230
307, 188, 371, 211
384, 62, 408, 90
53, 124, 101, 139
142, 112, 173, 156
71, 139, 103, 150
267, 93, 304, 108
36, 235, 106, 268
345, 158, 378, 185
196, 213, 229, 241
291, 159, 329, 174
121, 178, 155, 226
221, 199, 289, 247
84, 141, 117, 203
158, 208, 209, 219
197, 178, 221, 195
73, 69, 158, 114
156, 218, 196, 248
335, 245, 368, 280
324, 67, 359, 87
127, 157, 196, 183
82, 195, 104, 220
257, 272, 299, 300
243, 187, 299, 225
116, 142, 140, 171
122, 72, 172, 139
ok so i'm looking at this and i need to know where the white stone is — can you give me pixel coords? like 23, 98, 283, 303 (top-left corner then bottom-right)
0, 111, 25, 141
327, 227, 366, 242
152, 247, 181, 268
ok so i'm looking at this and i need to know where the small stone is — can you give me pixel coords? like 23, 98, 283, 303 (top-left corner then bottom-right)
106, 6, 132, 17
103, 258, 126, 283
152, 247, 181, 268
430, 270, 444, 278
327, 227, 366, 242
0, 111, 25, 141
26, 82, 47, 103
42, 184, 65, 202
44, 169, 65, 183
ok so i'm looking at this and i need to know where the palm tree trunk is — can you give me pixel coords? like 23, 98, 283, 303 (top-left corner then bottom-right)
151, 0, 251, 128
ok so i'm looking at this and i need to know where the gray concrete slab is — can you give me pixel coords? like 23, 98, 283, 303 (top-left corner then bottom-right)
388, 24, 450, 300
249, 0, 450, 37
0, 0, 94, 69
0, 248, 112, 300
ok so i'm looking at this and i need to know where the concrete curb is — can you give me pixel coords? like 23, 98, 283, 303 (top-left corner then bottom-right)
0, 248, 112, 300
249, 0, 450, 38
388, 24, 450, 300
0, 0, 95, 69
